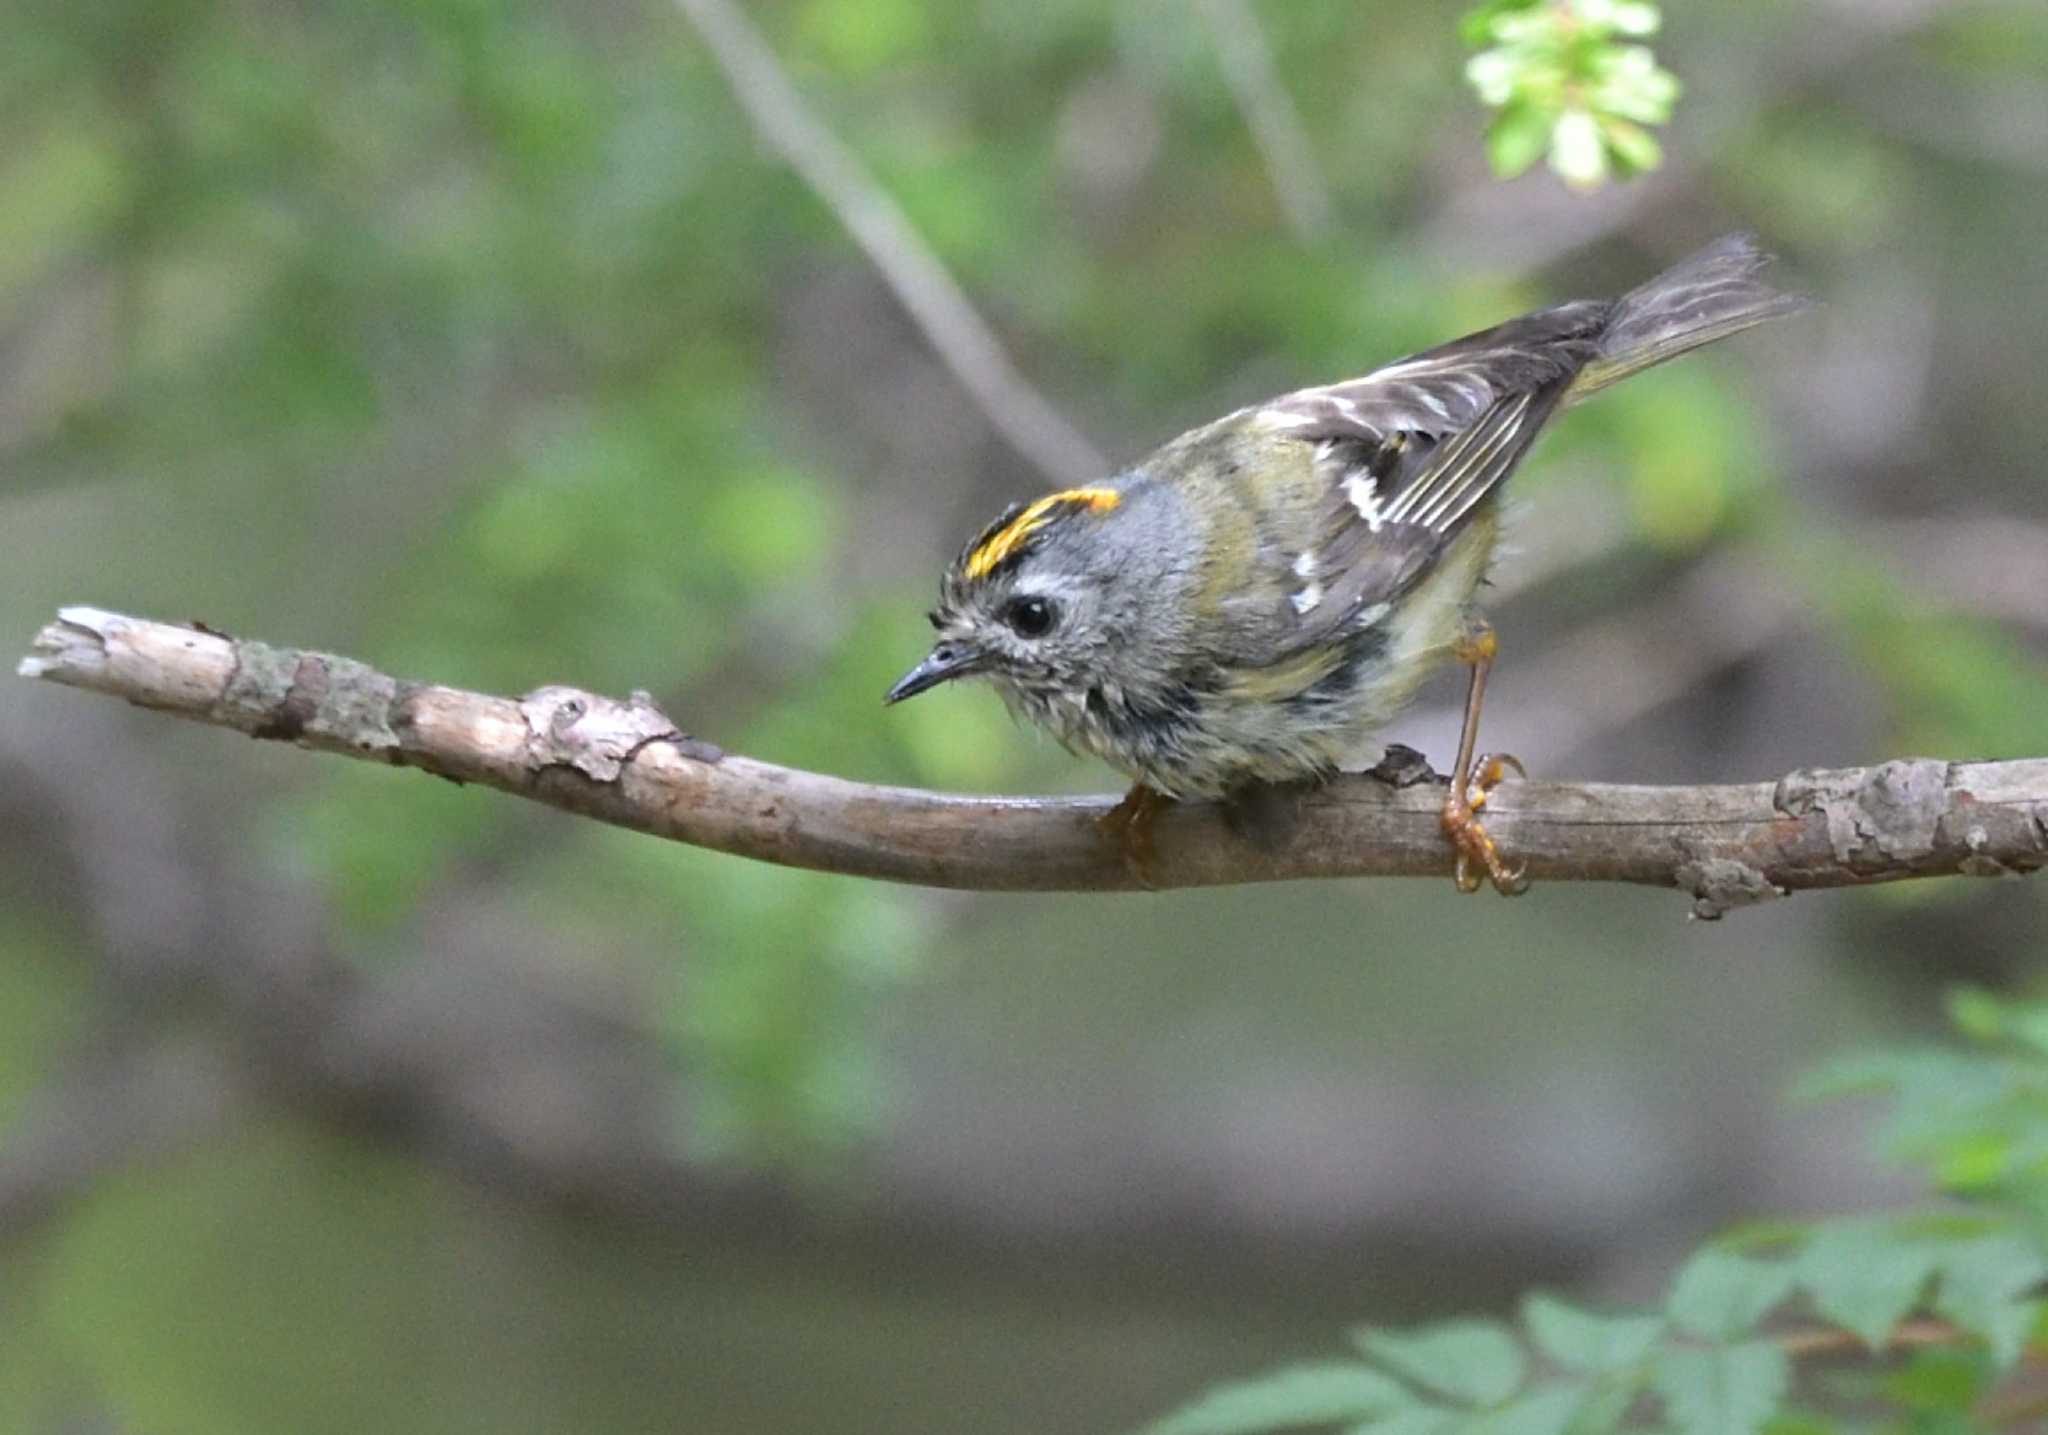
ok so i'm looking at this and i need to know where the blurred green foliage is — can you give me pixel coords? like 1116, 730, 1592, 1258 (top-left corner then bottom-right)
5, 0, 2048, 1431
1141, 992, 2048, 1435
4, 0, 2044, 1188
0, 923, 87, 1139
10, 0, 1762, 1165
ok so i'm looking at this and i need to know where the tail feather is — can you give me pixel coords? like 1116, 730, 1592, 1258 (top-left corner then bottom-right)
1573, 232, 1809, 398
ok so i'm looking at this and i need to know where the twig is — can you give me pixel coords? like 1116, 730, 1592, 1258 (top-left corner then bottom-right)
1775, 1316, 2048, 1429
18, 608, 2048, 913
1194, 0, 1334, 242
669, 0, 1107, 487
1978, 1386, 2048, 1429
1775, 1315, 1965, 1359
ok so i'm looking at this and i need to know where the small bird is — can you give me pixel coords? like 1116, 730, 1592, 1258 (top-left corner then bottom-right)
887, 234, 1807, 892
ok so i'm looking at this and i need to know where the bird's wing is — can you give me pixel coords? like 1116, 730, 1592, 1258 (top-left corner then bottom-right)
1259, 297, 1607, 442
1254, 314, 1601, 655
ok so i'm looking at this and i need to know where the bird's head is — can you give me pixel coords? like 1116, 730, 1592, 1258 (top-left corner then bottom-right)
886, 485, 1174, 711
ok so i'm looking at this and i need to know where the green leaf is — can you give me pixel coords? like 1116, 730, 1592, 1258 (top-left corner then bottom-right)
1356, 1321, 1526, 1408
1465, 49, 1523, 108
1588, 45, 1679, 123
1878, 1408, 1996, 1435
1928, 1235, 2047, 1367
1346, 1410, 1456, 1435
1485, 100, 1555, 178
1348, 1392, 1604, 1435
1757, 1415, 1840, 1435
1651, 1343, 1790, 1435
1945, 987, 2008, 1042
1946, 1295, 2042, 1373
1491, 8, 1560, 45
1460, 1, 1545, 48
1789, 1049, 1910, 1103
1563, 1381, 1636, 1435
1521, 1294, 1664, 1374
1548, 108, 1607, 189
1795, 1223, 1940, 1349
1597, 117, 1661, 177
1884, 1346, 1993, 1415
1666, 1250, 1797, 1342
1714, 1220, 1815, 1255
1142, 1363, 1413, 1435
1999, 1002, 2048, 1057
1932, 1130, 2016, 1192
793, 0, 932, 75
1608, 2, 1662, 36
1463, 1385, 1590, 1435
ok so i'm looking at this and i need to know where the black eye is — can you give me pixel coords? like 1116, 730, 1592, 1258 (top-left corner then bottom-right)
1003, 595, 1058, 638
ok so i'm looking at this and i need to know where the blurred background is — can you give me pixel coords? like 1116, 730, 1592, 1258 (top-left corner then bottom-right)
3, 0, 2047, 1430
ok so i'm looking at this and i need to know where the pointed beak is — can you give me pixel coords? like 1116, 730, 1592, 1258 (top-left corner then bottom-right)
885, 641, 986, 705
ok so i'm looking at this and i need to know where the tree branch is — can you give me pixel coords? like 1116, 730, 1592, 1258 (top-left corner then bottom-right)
1195, 0, 1334, 242
670, 0, 1108, 487
18, 608, 2048, 914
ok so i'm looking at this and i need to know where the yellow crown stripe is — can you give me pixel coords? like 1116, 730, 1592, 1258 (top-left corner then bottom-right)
962, 487, 1120, 579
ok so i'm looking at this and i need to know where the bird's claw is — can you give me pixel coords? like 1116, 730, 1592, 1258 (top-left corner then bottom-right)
1442, 751, 1529, 896
1098, 783, 1171, 887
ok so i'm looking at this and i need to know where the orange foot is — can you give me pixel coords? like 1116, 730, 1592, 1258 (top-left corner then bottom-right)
1440, 752, 1530, 896
1097, 783, 1173, 886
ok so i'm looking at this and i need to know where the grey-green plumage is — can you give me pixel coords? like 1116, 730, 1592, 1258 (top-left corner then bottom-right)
890, 234, 1808, 799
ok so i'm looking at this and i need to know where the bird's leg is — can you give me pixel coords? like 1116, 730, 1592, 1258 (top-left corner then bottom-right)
1440, 620, 1530, 896
1097, 782, 1173, 886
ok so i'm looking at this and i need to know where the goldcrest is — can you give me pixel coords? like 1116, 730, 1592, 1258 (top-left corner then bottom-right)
889, 234, 1806, 891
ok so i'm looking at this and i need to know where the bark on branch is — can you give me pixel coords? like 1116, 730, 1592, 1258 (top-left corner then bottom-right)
18, 607, 2048, 915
